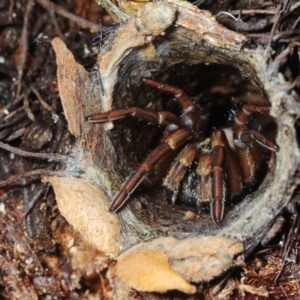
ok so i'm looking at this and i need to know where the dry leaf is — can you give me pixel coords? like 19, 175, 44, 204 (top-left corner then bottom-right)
51, 38, 87, 138
167, 236, 244, 282
116, 235, 243, 291
116, 249, 196, 294
43, 176, 121, 258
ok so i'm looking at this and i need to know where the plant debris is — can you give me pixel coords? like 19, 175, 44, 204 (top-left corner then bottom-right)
0, 0, 300, 299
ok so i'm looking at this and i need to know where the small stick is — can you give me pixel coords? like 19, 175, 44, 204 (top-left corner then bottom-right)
265, 0, 289, 60
0, 170, 81, 188
30, 87, 53, 112
23, 90, 35, 121
228, 9, 277, 15
16, 0, 35, 97
36, 0, 101, 32
0, 140, 68, 162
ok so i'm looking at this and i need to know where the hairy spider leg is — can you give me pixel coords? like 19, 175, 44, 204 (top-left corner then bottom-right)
86, 107, 180, 126
87, 80, 279, 223
233, 104, 279, 183
195, 149, 213, 209
163, 144, 198, 205
144, 78, 235, 224
195, 130, 244, 223
143, 79, 206, 135
109, 129, 192, 212
218, 130, 244, 198
210, 130, 227, 224
234, 104, 279, 151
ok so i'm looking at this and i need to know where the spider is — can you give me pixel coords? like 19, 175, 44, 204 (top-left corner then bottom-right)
87, 78, 279, 224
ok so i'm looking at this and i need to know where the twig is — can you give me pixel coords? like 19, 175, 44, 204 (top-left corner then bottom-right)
16, 0, 35, 98
0, 169, 81, 188
23, 183, 47, 219
291, 1, 300, 13
8, 0, 14, 22
228, 9, 277, 15
273, 29, 300, 43
5, 127, 28, 141
292, 15, 300, 29
0, 140, 68, 162
265, 0, 288, 60
23, 90, 35, 121
0, 101, 37, 125
279, 284, 289, 298
30, 87, 53, 112
36, 0, 101, 32
268, 42, 300, 74
49, 8, 65, 41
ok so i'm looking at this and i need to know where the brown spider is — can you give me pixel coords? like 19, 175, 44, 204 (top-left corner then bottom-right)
87, 78, 279, 224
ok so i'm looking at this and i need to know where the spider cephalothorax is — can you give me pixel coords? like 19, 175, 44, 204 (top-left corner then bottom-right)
87, 78, 279, 224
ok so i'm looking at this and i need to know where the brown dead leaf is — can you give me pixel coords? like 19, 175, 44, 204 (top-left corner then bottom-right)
43, 176, 121, 258
116, 236, 243, 289
116, 249, 196, 294
51, 38, 87, 138
168, 236, 244, 282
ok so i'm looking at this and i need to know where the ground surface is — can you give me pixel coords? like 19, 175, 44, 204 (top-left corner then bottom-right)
0, 0, 300, 299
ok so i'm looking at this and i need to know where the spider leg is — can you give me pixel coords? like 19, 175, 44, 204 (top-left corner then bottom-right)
237, 130, 279, 152
163, 144, 197, 205
211, 130, 227, 225
109, 129, 191, 212
218, 130, 244, 199
195, 149, 213, 210
233, 104, 279, 183
235, 104, 271, 120
86, 107, 180, 126
234, 104, 279, 151
143, 79, 207, 135
196, 131, 244, 221
143, 78, 196, 111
